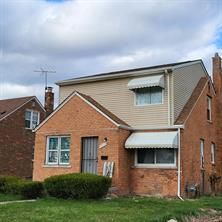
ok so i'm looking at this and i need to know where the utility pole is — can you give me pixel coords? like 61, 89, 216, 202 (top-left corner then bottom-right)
34, 68, 56, 89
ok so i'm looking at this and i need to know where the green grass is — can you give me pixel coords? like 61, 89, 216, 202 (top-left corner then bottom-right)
0, 193, 22, 202
0, 195, 221, 222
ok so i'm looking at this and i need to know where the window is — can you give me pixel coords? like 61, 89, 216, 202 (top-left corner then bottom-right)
135, 86, 163, 105
211, 143, 216, 164
200, 139, 204, 169
207, 96, 212, 121
136, 148, 176, 167
46, 136, 70, 165
25, 110, 40, 129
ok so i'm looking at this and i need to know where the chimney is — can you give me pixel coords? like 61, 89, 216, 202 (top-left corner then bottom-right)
212, 52, 222, 95
45, 86, 54, 117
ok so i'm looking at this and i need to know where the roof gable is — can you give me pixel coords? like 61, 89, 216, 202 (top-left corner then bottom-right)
34, 91, 129, 132
175, 77, 208, 125
0, 96, 45, 121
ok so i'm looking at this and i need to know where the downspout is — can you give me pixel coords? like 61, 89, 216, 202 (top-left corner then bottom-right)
177, 127, 184, 201
165, 69, 171, 126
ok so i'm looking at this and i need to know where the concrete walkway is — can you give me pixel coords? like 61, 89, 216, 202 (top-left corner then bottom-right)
0, 199, 36, 205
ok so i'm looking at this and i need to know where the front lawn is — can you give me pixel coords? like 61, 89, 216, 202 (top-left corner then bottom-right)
0, 195, 221, 222
0, 193, 22, 202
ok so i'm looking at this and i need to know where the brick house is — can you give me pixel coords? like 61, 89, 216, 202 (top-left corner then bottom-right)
33, 53, 222, 197
0, 87, 53, 178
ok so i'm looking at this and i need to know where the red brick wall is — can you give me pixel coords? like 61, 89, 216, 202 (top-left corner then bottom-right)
129, 129, 178, 197
0, 99, 45, 178
212, 54, 222, 193
180, 80, 220, 196
33, 94, 181, 196
130, 168, 178, 196
33, 64, 222, 197
33, 95, 130, 194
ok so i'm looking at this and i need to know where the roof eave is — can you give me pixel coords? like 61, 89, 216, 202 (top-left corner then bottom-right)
56, 60, 203, 87
34, 91, 129, 132
56, 67, 173, 86
0, 96, 45, 122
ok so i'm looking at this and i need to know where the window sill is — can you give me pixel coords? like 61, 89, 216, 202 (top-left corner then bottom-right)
135, 103, 164, 107
132, 165, 177, 169
42, 164, 71, 168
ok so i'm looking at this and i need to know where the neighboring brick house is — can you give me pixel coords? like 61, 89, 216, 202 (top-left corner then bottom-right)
33, 53, 222, 197
0, 95, 46, 178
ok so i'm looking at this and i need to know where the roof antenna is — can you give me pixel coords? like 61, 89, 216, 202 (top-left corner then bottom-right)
34, 68, 56, 89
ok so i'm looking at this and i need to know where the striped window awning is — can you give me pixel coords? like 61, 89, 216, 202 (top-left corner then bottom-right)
127, 74, 164, 90
125, 131, 178, 149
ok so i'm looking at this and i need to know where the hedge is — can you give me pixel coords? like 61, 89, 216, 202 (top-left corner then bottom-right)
44, 173, 112, 199
0, 175, 44, 199
20, 181, 44, 199
0, 175, 22, 194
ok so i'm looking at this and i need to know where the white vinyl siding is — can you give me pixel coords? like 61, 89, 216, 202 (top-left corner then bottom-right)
59, 75, 169, 128
173, 63, 206, 121
59, 62, 207, 127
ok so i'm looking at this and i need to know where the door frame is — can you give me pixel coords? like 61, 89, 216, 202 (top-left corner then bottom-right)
81, 136, 99, 174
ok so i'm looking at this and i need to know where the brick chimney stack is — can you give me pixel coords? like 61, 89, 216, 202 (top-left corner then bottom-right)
212, 53, 222, 187
45, 87, 54, 117
212, 52, 222, 95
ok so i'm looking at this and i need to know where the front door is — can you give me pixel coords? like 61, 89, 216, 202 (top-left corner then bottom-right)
81, 137, 98, 174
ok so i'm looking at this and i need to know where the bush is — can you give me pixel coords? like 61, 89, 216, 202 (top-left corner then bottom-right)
0, 176, 44, 199
0, 175, 22, 194
20, 181, 44, 199
44, 173, 112, 199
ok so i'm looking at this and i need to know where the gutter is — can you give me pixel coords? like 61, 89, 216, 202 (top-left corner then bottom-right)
56, 68, 172, 86
166, 69, 171, 126
177, 127, 184, 201
118, 124, 184, 131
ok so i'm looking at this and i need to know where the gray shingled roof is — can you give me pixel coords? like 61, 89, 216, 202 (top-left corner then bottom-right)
56, 60, 202, 86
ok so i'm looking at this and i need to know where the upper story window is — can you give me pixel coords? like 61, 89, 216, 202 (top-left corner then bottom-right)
207, 96, 212, 121
46, 136, 70, 165
135, 86, 163, 105
25, 110, 40, 129
127, 74, 165, 106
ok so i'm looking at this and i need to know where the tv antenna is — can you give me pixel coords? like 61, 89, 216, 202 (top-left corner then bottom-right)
34, 68, 56, 89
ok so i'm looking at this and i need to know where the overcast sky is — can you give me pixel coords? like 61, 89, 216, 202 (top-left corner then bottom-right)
0, 0, 222, 105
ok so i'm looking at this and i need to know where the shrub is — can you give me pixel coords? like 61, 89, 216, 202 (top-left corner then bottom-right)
44, 173, 112, 199
20, 181, 44, 199
0, 176, 44, 199
0, 175, 22, 194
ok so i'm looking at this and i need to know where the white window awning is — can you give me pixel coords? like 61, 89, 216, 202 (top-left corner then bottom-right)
127, 74, 164, 90
125, 131, 178, 149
